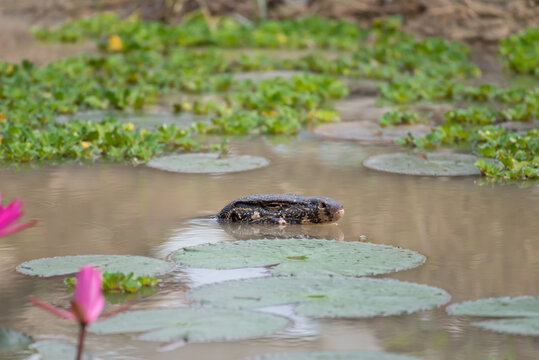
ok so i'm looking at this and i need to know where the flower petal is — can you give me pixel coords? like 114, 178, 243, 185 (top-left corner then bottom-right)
0, 199, 23, 229
29, 295, 76, 321
74, 266, 104, 323
0, 219, 38, 237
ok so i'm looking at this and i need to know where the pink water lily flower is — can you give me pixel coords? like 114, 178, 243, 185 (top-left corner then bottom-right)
0, 193, 37, 237
30, 265, 105, 325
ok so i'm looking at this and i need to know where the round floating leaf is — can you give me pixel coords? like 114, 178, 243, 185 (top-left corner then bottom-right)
29, 341, 92, 360
232, 71, 308, 82
16, 255, 171, 277
147, 153, 269, 174
447, 296, 539, 317
314, 121, 430, 144
89, 307, 288, 343
0, 328, 33, 353
472, 318, 539, 336
245, 351, 424, 360
189, 277, 450, 318
363, 153, 481, 176
172, 239, 425, 277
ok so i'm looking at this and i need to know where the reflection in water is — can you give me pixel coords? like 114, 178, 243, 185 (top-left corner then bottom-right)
0, 134, 538, 360
219, 222, 344, 240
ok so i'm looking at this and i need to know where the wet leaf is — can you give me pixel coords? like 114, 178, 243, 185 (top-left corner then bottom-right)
29, 341, 92, 360
314, 121, 431, 144
472, 318, 539, 336
0, 328, 33, 353
363, 153, 482, 176
447, 296, 539, 336
189, 277, 450, 318
172, 239, 425, 277
146, 153, 269, 173
245, 351, 424, 360
16, 255, 171, 277
89, 307, 288, 342
447, 296, 539, 317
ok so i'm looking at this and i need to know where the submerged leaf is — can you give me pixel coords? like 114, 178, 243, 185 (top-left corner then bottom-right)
89, 307, 288, 342
189, 276, 450, 318
16, 255, 171, 277
172, 239, 425, 277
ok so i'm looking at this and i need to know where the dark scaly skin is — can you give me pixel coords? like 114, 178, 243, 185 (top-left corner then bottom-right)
216, 194, 344, 224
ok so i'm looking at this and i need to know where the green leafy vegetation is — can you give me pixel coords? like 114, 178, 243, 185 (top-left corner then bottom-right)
65, 271, 160, 294
0, 13, 536, 183
498, 27, 539, 75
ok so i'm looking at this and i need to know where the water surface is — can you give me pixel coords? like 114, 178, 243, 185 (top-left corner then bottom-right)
0, 133, 538, 360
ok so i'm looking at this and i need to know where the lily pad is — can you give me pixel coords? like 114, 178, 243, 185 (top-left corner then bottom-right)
89, 307, 288, 343
29, 341, 92, 360
189, 277, 450, 318
0, 329, 33, 353
447, 296, 539, 336
146, 153, 269, 174
245, 351, 424, 360
363, 153, 482, 176
16, 255, 171, 277
472, 318, 539, 336
314, 120, 430, 144
447, 296, 539, 317
172, 239, 425, 277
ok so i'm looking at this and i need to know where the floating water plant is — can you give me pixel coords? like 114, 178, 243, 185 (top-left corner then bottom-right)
244, 351, 424, 360
189, 277, 450, 318
0, 328, 33, 353
89, 307, 288, 343
16, 255, 171, 277
65, 271, 160, 294
28, 341, 93, 360
146, 153, 269, 173
447, 296, 539, 336
362, 153, 482, 176
172, 238, 425, 277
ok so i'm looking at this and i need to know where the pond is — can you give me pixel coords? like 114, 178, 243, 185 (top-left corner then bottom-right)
1, 131, 538, 359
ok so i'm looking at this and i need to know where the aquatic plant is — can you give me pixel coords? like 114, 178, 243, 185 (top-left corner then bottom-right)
30, 266, 105, 360
499, 27, 539, 75
65, 271, 160, 294
0, 193, 37, 237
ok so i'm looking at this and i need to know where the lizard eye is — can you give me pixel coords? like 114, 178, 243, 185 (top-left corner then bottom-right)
264, 203, 282, 210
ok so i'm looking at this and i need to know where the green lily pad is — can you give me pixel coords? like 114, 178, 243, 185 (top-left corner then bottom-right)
29, 341, 92, 360
146, 153, 269, 173
189, 277, 450, 318
16, 255, 171, 277
245, 351, 424, 360
447, 296, 539, 317
314, 121, 431, 144
0, 329, 33, 353
363, 153, 481, 176
472, 318, 539, 336
447, 296, 539, 336
89, 307, 288, 343
172, 239, 425, 277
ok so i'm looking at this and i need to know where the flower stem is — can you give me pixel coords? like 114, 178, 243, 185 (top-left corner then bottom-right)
76, 323, 87, 360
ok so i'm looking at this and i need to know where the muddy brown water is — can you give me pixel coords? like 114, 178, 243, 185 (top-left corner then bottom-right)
0, 132, 538, 360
